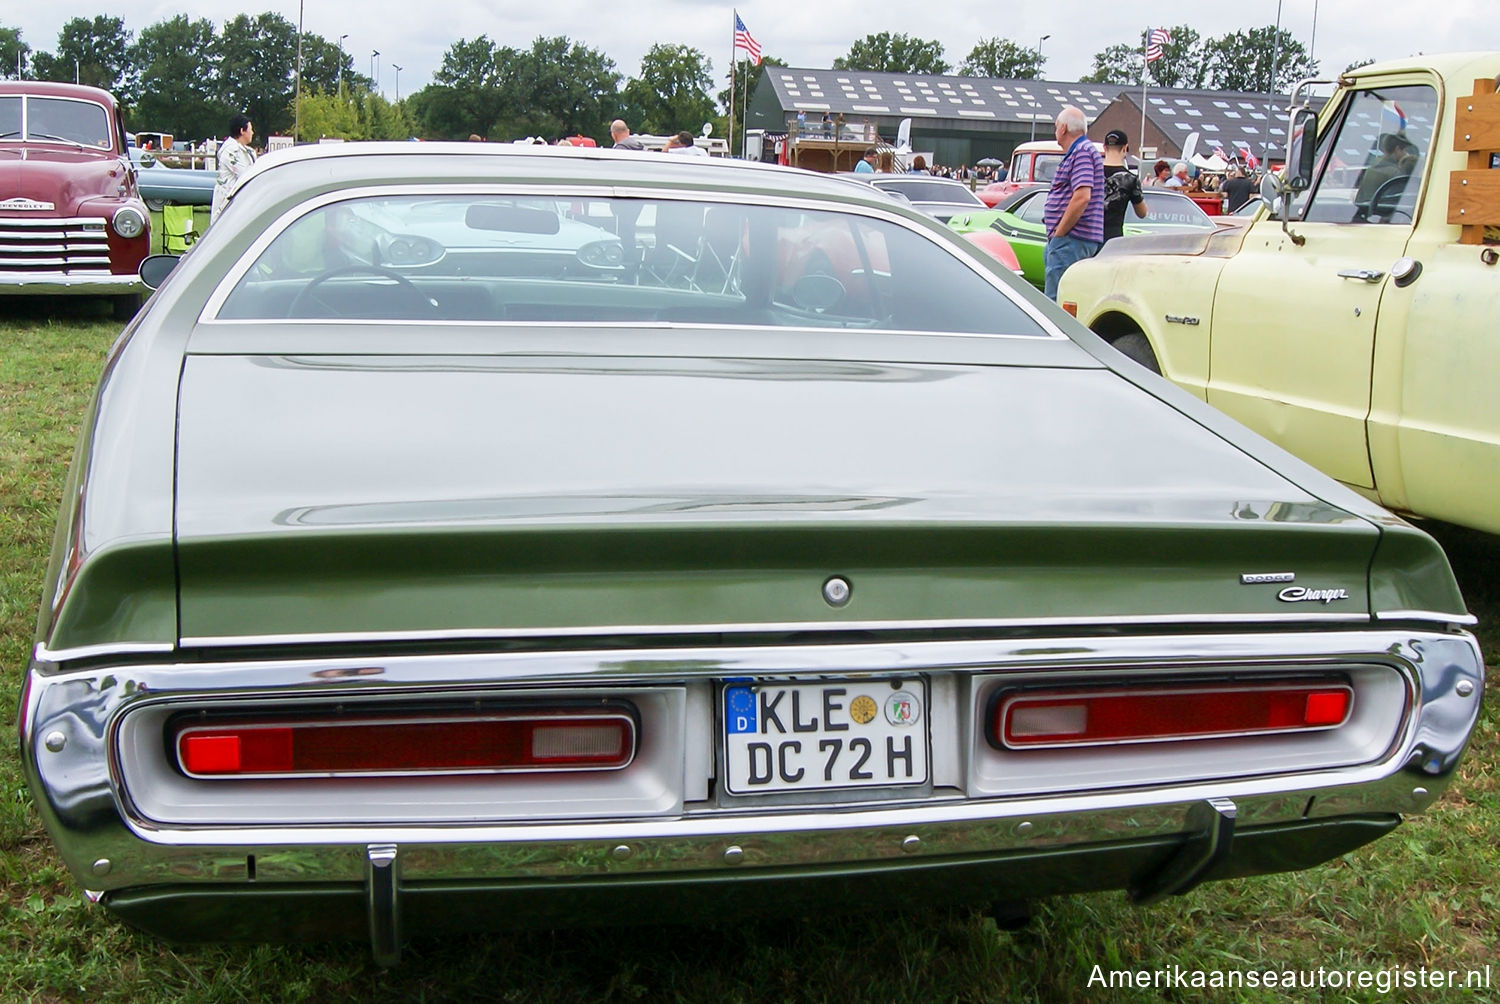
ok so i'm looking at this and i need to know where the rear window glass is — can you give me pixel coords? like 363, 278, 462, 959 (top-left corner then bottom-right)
216, 194, 1046, 336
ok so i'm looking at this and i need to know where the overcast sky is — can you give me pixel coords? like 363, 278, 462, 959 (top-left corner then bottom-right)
9, 2, 1486, 102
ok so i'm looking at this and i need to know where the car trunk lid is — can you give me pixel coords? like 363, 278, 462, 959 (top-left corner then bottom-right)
173, 353, 1380, 646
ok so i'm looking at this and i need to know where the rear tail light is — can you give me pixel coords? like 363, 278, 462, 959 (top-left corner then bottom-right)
1060, 301, 1078, 317
174, 709, 636, 778
995, 681, 1351, 749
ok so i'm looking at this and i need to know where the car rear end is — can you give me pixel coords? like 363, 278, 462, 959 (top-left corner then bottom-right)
18, 147, 1483, 962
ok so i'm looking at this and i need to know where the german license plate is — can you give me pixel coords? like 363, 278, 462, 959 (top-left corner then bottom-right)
722, 679, 928, 794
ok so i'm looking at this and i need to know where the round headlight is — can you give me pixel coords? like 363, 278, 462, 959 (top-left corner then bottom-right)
112, 206, 147, 239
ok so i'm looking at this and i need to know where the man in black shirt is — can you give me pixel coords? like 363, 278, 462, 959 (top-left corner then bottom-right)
1222, 163, 1257, 212
1101, 130, 1147, 242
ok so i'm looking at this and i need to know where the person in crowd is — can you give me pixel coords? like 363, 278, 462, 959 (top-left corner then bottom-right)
211, 113, 255, 223
855, 148, 877, 173
1221, 163, 1257, 212
1355, 133, 1411, 207
609, 119, 646, 151
468, 134, 484, 142
1101, 129, 1147, 243
909, 155, 928, 174
1042, 105, 1105, 300
665, 130, 710, 156
1149, 159, 1171, 186
1164, 161, 1191, 188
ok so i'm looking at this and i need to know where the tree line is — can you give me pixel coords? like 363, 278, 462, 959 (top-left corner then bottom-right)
1, 17, 1316, 148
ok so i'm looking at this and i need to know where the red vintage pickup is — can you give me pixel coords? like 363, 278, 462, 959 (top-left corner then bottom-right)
0, 80, 150, 318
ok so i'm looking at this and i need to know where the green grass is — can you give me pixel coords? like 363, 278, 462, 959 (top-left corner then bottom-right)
2, 304, 1496, 1001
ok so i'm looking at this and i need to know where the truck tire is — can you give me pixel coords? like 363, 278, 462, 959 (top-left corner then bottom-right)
1110, 332, 1161, 375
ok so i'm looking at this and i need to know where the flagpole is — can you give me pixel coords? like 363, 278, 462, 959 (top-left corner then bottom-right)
729, 11, 738, 157
741, 56, 751, 157
1139, 28, 1148, 166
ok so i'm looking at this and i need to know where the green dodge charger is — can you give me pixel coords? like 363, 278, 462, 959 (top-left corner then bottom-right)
19, 143, 1482, 963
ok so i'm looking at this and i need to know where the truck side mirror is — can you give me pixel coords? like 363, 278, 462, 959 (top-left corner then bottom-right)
1286, 108, 1319, 192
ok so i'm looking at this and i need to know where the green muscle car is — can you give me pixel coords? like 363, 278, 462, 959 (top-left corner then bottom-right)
20, 142, 1482, 964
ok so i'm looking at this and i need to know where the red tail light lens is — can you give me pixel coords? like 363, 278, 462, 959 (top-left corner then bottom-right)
175, 709, 636, 778
996, 682, 1352, 749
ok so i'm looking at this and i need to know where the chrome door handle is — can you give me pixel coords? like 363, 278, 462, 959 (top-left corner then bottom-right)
1337, 269, 1384, 283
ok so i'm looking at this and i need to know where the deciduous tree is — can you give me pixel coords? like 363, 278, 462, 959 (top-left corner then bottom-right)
127, 16, 224, 141
1, 25, 30, 80
622, 43, 714, 138
1080, 26, 1207, 89
1204, 27, 1316, 93
31, 17, 135, 100
213, 13, 298, 137
496, 36, 620, 143
833, 32, 948, 75
959, 38, 1043, 79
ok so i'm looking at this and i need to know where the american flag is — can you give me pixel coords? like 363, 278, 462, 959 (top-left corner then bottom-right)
734, 14, 762, 65
1145, 28, 1171, 63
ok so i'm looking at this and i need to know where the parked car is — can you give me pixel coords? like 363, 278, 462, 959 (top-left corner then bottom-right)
128, 145, 216, 210
834, 173, 1021, 275
950, 188, 1218, 288
862, 175, 987, 224
0, 81, 149, 318
21, 142, 1481, 964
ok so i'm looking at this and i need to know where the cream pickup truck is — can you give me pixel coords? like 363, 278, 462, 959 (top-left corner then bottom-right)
1059, 53, 1500, 535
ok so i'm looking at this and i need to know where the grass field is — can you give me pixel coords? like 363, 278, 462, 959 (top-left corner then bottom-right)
1, 299, 1496, 1002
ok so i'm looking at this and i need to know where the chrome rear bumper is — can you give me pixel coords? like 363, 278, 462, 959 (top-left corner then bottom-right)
21, 628, 1482, 960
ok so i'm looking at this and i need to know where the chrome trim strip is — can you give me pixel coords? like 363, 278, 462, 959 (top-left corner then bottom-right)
195, 182, 1067, 341
34, 640, 176, 663
177, 612, 1372, 650
1374, 608, 1478, 625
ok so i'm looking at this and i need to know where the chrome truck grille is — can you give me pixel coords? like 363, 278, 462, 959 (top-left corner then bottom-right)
0, 217, 112, 274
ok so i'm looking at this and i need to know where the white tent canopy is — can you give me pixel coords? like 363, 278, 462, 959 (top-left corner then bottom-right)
1191, 153, 1229, 171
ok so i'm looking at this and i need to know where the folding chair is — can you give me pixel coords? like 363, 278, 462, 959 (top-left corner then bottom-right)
161, 204, 200, 254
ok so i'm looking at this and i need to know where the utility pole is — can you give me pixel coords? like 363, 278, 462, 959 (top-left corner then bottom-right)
294, 0, 304, 141
392, 65, 402, 102
371, 50, 380, 94
338, 34, 348, 97
1029, 34, 1051, 142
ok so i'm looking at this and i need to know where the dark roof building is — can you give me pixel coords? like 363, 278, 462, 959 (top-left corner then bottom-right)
1089, 88, 1294, 164
746, 67, 1292, 168
744, 67, 1124, 167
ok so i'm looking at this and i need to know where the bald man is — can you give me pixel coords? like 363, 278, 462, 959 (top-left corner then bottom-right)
1042, 105, 1104, 300
609, 120, 645, 151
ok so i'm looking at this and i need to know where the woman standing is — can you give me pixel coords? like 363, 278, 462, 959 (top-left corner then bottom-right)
211, 114, 255, 223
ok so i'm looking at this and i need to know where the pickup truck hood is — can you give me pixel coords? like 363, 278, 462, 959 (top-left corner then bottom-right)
0, 148, 129, 214
173, 353, 1382, 643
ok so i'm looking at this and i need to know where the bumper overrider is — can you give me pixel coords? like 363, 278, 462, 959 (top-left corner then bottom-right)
20, 628, 1482, 964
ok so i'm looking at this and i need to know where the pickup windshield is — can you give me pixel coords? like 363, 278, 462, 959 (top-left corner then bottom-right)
0, 95, 113, 149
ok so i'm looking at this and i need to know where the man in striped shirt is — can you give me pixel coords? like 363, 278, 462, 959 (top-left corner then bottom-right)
1042, 106, 1104, 300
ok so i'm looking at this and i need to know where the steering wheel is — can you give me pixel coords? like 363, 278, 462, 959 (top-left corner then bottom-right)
288, 265, 435, 318
1364, 174, 1413, 223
